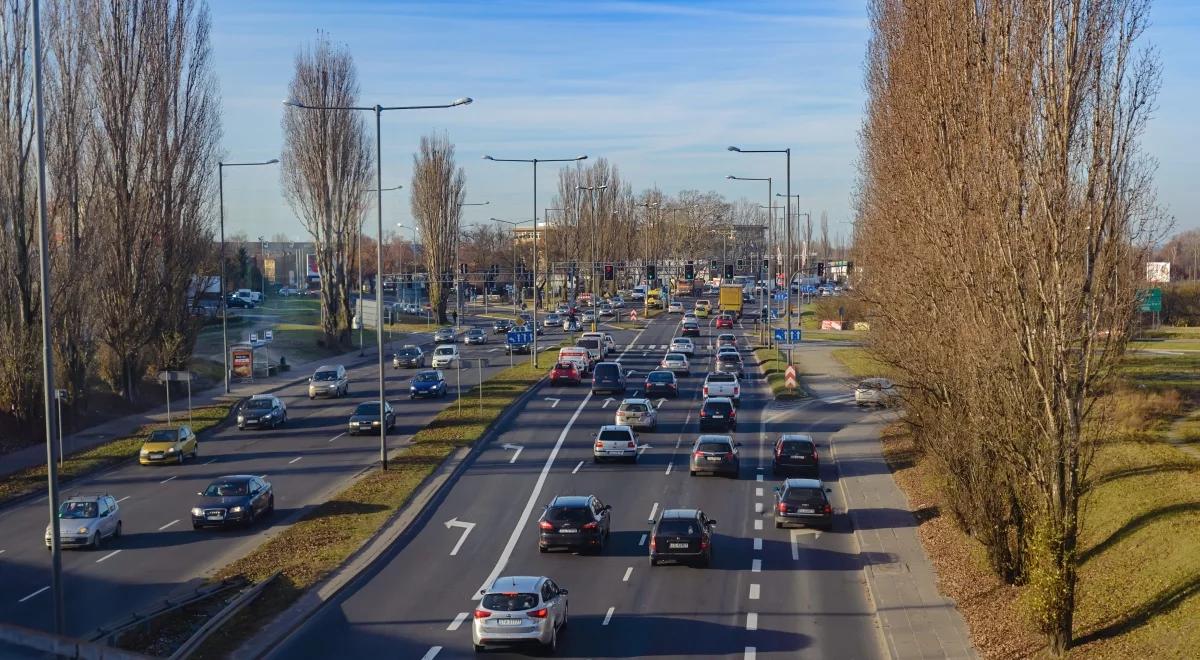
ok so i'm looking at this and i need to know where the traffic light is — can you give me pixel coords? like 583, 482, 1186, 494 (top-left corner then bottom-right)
761, 257, 769, 269
736, 258, 745, 270
817, 261, 825, 277
647, 264, 657, 280
459, 263, 468, 274
709, 259, 718, 269
684, 262, 695, 280
603, 263, 614, 281
724, 263, 734, 279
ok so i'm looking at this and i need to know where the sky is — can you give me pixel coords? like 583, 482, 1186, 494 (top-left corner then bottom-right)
209, 0, 1200, 243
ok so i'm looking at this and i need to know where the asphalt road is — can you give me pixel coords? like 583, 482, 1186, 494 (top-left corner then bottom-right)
269, 309, 887, 659
0, 318, 552, 639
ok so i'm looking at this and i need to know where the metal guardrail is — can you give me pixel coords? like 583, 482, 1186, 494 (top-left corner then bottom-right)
169, 570, 281, 660
86, 578, 247, 645
0, 623, 151, 659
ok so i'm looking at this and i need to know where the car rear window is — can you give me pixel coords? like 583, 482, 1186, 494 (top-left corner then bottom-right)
577, 339, 599, 349
703, 401, 733, 414
718, 354, 741, 363
599, 429, 632, 442
784, 487, 826, 505
780, 440, 814, 453
656, 520, 699, 535
482, 593, 539, 611
555, 362, 575, 370
647, 371, 673, 382
620, 403, 649, 413
707, 373, 735, 383
594, 365, 619, 378
697, 440, 732, 452
545, 507, 592, 524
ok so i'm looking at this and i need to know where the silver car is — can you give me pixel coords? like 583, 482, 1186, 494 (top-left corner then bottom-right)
660, 352, 690, 376
473, 576, 569, 654
464, 328, 488, 345
433, 327, 457, 343
46, 495, 122, 549
308, 365, 348, 399
669, 337, 694, 357
615, 398, 658, 431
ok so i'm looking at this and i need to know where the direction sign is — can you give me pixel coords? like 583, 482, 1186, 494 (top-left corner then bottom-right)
630, 310, 639, 321
506, 331, 533, 345
773, 292, 788, 301
774, 328, 803, 343
249, 332, 258, 343
790, 329, 802, 342
264, 329, 273, 342
1138, 287, 1162, 313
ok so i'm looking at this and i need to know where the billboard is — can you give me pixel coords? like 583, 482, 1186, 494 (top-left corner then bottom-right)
306, 253, 320, 278
230, 344, 253, 379
1146, 262, 1170, 283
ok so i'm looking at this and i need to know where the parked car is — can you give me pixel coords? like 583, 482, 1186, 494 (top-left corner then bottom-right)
237, 395, 287, 430
537, 495, 612, 553
308, 365, 349, 399
773, 478, 834, 530
688, 434, 741, 478
644, 369, 679, 398
772, 433, 819, 477
660, 352, 690, 376
669, 337, 695, 357
409, 370, 448, 399
473, 576, 569, 654
190, 475, 274, 529
47, 495, 122, 549
648, 508, 716, 567
464, 328, 489, 345
431, 344, 460, 368
615, 397, 658, 431
139, 426, 198, 465
702, 372, 741, 406
855, 378, 899, 406
433, 327, 457, 343
592, 425, 639, 463
348, 401, 395, 434
591, 362, 631, 395
225, 294, 253, 309
698, 396, 737, 431
547, 361, 580, 386
493, 319, 514, 334
392, 345, 425, 369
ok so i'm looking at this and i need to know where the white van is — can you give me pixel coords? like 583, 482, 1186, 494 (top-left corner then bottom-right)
557, 347, 591, 375
581, 332, 615, 356
631, 285, 648, 301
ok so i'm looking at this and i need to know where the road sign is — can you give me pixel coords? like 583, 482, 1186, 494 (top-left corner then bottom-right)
773, 292, 788, 301
249, 332, 258, 343
774, 329, 786, 343
630, 310, 639, 321
264, 329, 273, 342
790, 329, 802, 342
784, 365, 798, 390
506, 331, 533, 345
1138, 287, 1162, 313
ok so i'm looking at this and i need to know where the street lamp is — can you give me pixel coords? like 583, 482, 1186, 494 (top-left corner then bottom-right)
730, 144, 794, 364
283, 94, 471, 471
483, 154, 588, 366
578, 184, 608, 332
360, 185, 403, 355
218, 158, 279, 394
491, 217, 532, 316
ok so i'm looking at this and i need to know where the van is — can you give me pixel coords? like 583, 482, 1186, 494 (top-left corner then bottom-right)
631, 285, 648, 301
557, 347, 591, 375
591, 362, 631, 395
575, 338, 602, 364
581, 332, 615, 356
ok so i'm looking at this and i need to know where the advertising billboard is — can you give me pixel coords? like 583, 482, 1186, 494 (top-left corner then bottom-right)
306, 253, 320, 278
1145, 262, 1170, 283
231, 344, 254, 380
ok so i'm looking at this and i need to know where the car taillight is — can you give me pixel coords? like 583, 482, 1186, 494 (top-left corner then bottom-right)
729, 409, 736, 418
529, 608, 549, 619
474, 609, 491, 619
650, 536, 656, 551
813, 452, 820, 463
627, 440, 636, 448
775, 445, 783, 456
778, 502, 787, 513
595, 440, 604, 448
693, 451, 704, 460
824, 504, 832, 515
699, 410, 707, 417
539, 521, 554, 530
703, 386, 708, 396
583, 522, 598, 530
733, 386, 740, 396
725, 452, 735, 460
700, 536, 710, 550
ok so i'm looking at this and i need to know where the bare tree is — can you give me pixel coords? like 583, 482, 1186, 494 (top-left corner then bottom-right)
281, 34, 372, 347
410, 133, 464, 323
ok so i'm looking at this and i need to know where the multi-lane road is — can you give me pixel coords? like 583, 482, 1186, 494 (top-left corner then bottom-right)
0, 320, 542, 638
269, 312, 886, 659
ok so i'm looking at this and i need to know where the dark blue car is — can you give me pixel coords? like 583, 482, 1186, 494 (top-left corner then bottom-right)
409, 369, 448, 399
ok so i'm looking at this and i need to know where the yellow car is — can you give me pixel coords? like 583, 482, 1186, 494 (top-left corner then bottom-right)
139, 426, 198, 465
694, 301, 711, 318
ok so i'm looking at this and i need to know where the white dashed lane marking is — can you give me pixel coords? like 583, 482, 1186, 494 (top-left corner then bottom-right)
446, 612, 469, 631
749, 584, 760, 600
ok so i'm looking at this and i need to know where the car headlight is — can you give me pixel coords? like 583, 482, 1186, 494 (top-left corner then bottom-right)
410, 385, 417, 391
237, 415, 245, 422
229, 506, 244, 513
191, 507, 204, 516
77, 526, 89, 534
140, 449, 149, 456
167, 447, 177, 453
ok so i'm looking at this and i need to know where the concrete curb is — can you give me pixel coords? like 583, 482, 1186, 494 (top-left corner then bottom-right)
237, 373, 551, 659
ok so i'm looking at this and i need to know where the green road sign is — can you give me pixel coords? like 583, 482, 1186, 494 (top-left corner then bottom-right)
1138, 288, 1162, 313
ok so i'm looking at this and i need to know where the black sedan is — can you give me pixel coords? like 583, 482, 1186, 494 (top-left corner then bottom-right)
348, 401, 395, 435
191, 475, 273, 529
392, 345, 425, 368
493, 319, 514, 334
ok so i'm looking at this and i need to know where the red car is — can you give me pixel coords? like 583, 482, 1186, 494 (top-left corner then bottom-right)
715, 315, 735, 329
549, 361, 582, 386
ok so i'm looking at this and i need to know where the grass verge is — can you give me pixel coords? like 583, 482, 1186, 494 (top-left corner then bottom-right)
188, 359, 550, 659
830, 347, 888, 379
0, 404, 233, 506
754, 346, 803, 400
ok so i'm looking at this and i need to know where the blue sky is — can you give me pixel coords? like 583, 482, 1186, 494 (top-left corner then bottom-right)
210, 0, 1200, 242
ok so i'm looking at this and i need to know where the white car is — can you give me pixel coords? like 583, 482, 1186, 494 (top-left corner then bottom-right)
681, 312, 697, 324
430, 344, 460, 368
855, 378, 898, 406
660, 352, 690, 376
581, 310, 596, 323
581, 332, 614, 356
473, 576, 568, 653
669, 337, 695, 357
703, 372, 741, 405
593, 425, 639, 462
610, 296, 625, 308
47, 495, 122, 549
668, 301, 684, 314
543, 313, 562, 328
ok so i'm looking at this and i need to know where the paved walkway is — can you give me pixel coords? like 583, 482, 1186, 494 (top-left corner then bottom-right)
798, 345, 978, 659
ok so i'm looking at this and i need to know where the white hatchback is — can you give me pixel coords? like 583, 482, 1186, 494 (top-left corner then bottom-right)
855, 378, 898, 406
430, 344, 459, 368
473, 576, 568, 653
669, 337, 695, 357
668, 301, 684, 313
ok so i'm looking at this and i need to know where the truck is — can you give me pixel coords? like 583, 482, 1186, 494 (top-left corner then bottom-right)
719, 285, 744, 318
702, 372, 742, 405
673, 278, 693, 296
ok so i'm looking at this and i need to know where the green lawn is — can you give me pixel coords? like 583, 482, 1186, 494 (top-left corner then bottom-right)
830, 347, 889, 379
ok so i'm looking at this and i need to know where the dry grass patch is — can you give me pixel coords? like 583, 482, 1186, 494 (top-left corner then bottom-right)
830, 347, 889, 380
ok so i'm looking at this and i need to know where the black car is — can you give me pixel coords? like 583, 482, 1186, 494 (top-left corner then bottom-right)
644, 370, 679, 398
773, 478, 833, 530
237, 395, 286, 430
225, 295, 253, 309
392, 345, 425, 368
681, 321, 701, 338
715, 352, 743, 377
591, 362, 630, 395
191, 475, 273, 529
648, 508, 716, 567
537, 495, 612, 553
698, 397, 737, 431
689, 434, 741, 477
493, 319, 514, 334
773, 434, 819, 477
348, 401, 395, 435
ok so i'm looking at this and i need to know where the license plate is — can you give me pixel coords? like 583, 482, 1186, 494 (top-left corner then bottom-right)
497, 619, 523, 626
206, 512, 222, 519
669, 543, 689, 549
798, 508, 815, 514
790, 455, 806, 459
711, 414, 723, 418
558, 529, 578, 533
150, 453, 163, 459
707, 456, 722, 462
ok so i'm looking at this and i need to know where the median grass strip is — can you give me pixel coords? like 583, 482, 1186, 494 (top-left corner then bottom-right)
830, 346, 888, 379
754, 346, 803, 400
0, 404, 232, 507
190, 359, 550, 660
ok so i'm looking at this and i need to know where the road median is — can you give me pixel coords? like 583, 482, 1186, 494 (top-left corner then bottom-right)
753, 346, 805, 400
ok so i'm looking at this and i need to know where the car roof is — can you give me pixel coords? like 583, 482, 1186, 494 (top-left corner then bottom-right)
706, 372, 736, 380
434, 344, 456, 350
620, 397, 651, 405
549, 495, 593, 508
784, 478, 824, 489
209, 474, 257, 483
660, 508, 700, 519
599, 424, 632, 432
671, 337, 692, 342
467, 328, 484, 333
247, 394, 277, 401
63, 494, 108, 502
415, 369, 441, 376
486, 576, 545, 593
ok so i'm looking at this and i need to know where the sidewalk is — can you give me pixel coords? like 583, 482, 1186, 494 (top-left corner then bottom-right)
800, 346, 977, 659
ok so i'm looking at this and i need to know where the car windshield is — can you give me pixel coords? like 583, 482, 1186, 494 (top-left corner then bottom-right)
468, 330, 483, 336
665, 353, 685, 361
397, 348, 419, 356
785, 487, 826, 505
147, 429, 179, 442
656, 520, 699, 535
434, 347, 454, 356
314, 371, 338, 381
620, 403, 649, 413
246, 399, 273, 410
59, 501, 98, 519
555, 363, 575, 371
204, 481, 247, 497
414, 372, 441, 383
598, 429, 632, 442
482, 593, 539, 612
647, 372, 673, 382
354, 403, 381, 415
703, 401, 733, 415
698, 440, 732, 452
545, 507, 592, 524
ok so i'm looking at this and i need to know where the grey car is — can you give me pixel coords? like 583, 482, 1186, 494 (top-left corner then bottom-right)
473, 576, 569, 653
464, 328, 488, 345
433, 327, 457, 343
46, 495, 122, 550
689, 434, 741, 477
308, 365, 348, 399
392, 345, 425, 368
348, 401, 395, 435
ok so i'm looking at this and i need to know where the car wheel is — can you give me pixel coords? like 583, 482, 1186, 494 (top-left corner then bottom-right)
91, 531, 102, 550
776, 520, 784, 529
266, 496, 275, 517
544, 626, 557, 655
649, 555, 659, 567
114, 521, 123, 539
538, 545, 548, 553
191, 445, 199, 459
238, 424, 244, 431
474, 644, 485, 654
192, 523, 202, 530
689, 470, 697, 476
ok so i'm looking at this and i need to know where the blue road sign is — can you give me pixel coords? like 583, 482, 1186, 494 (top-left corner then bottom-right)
774, 328, 803, 343
506, 331, 533, 345
773, 292, 788, 301
790, 329, 802, 342
774, 329, 786, 342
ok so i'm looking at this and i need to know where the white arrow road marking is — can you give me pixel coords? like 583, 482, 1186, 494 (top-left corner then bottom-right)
602, 606, 615, 626
420, 647, 442, 660
96, 550, 121, 564
655, 398, 666, 408
446, 612, 469, 631
444, 518, 477, 556
544, 397, 560, 408
791, 528, 821, 559
18, 586, 48, 603
602, 397, 614, 408
501, 443, 524, 463
159, 519, 179, 531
